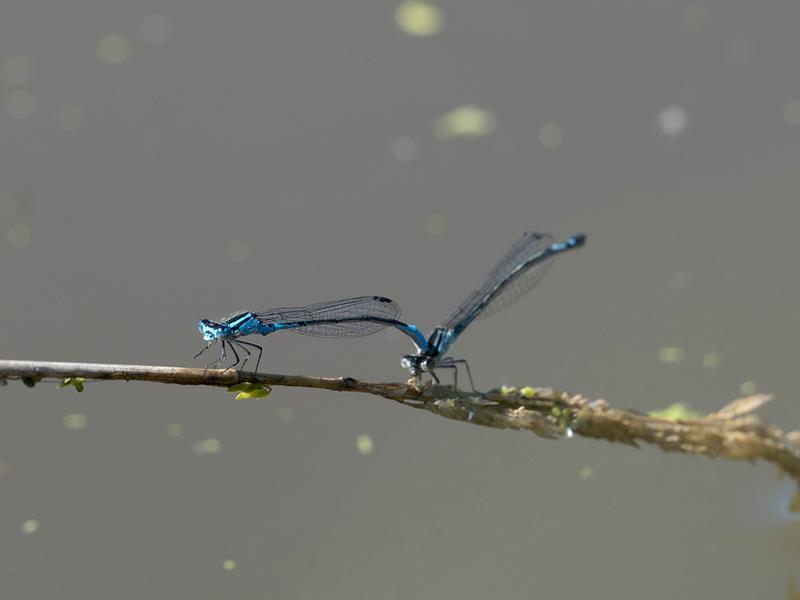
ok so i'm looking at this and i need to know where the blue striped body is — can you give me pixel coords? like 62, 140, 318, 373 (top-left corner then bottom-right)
198, 313, 291, 341
192, 232, 585, 384
399, 232, 586, 388
195, 295, 425, 373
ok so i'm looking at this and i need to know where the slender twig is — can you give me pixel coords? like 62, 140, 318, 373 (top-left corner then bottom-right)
1, 359, 799, 487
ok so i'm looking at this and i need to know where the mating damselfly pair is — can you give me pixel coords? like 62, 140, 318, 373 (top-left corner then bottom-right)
195, 231, 585, 390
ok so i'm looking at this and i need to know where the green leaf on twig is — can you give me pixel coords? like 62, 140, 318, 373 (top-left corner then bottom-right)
58, 377, 85, 392
227, 382, 271, 400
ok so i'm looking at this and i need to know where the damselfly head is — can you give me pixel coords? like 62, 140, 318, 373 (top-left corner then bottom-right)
198, 319, 223, 341
401, 354, 434, 375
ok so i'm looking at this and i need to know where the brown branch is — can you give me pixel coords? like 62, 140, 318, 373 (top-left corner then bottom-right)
1, 359, 799, 487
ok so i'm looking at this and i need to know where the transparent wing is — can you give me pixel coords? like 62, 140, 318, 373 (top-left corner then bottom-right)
443, 232, 555, 332
254, 296, 401, 338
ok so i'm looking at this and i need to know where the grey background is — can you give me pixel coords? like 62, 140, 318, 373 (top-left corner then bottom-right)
2, 1, 800, 598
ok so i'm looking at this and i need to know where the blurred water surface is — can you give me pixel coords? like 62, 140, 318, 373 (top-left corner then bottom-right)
2, 1, 799, 598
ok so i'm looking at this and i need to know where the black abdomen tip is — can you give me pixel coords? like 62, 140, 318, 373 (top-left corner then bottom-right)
571, 233, 587, 246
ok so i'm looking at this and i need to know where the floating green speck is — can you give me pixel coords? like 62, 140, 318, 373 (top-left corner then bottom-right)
682, 3, 711, 32
97, 33, 131, 65
395, 1, 444, 36
2, 56, 33, 86
8, 223, 31, 247
423, 213, 447, 236
192, 438, 221, 455
739, 380, 757, 395
433, 106, 496, 139
165, 423, 184, 438
538, 122, 564, 149
20, 519, 39, 534
649, 402, 702, 420
355, 434, 374, 455
62, 413, 88, 430
701, 352, 721, 369
222, 559, 237, 571
658, 346, 684, 364
783, 100, 800, 125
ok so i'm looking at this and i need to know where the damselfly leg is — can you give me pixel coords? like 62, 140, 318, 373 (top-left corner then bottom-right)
235, 340, 263, 373
438, 357, 477, 393
222, 342, 241, 372
231, 341, 251, 370
193, 344, 212, 361
206, 340, 228, 369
